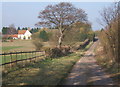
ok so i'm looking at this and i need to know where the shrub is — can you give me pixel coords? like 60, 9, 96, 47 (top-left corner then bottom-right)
33, 40, 43, 50
45, 47, 63, 58
45, 46, 71, 58
2, 36, 13, 42
39, 30, 49, 42
8, 36, 13, 40
2, 36, 7, 42
61, 46, 71, 55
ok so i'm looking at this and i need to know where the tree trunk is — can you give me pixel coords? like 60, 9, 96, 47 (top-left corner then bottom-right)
58, 27, 64, 48
58, 33, 63, 48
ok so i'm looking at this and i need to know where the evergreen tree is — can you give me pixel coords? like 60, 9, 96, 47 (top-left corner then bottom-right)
39, 30, 49, 42
2, 27, 8, 34
18, 27, 21, 30
22, 27, 27, 30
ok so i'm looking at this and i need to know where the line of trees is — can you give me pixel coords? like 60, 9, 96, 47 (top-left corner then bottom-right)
2, 24, 17, 35
2, 24, 40, 35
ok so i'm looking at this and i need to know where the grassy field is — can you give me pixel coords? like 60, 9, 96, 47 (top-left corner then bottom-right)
1, 40, 53, 53
3, 52, 83, 85
2, 46, 23, 52
1, 40, 35, 52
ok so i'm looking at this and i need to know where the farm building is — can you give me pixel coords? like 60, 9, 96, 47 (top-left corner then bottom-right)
10, 34, 18, 39
3, 30, 32, 40
18, 30, 32, 40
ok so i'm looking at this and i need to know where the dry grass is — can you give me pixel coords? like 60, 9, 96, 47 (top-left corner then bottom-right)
1, 40, 57, 52
2, 40, 35, 52
94, 42, 120, 85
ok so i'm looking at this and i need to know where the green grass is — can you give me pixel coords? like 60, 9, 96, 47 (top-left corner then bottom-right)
3, 52, 82, 85
2, 46, 23, 52
84, 41, 93, 51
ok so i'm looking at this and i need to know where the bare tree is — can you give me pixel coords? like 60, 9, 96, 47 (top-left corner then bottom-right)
99, 2, 119, 63
36, 2, 88, 48
100, 2, 118, 28
7, 24, 17, 35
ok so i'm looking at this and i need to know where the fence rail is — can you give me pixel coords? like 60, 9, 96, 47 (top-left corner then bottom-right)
0, 51, 42, 55
0, 51, 45, 66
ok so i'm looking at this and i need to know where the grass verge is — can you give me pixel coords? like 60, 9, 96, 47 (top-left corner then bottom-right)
2, 52, 82, 85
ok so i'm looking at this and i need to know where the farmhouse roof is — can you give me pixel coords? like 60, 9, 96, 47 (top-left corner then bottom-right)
11, 34, 18, 38
18, 30, 27, 34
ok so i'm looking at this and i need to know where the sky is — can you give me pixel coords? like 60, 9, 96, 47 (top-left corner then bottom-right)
1, 2, 113, 31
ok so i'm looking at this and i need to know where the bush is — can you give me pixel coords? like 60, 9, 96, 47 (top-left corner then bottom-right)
45, 47, 63, 58
45, 46, 71, 58
61, 46, 71, 55
39, 30, 49, 42
2, 36, 7, 42
8, 36, 13, 40
2, 36, 13, 42
33, 40, 43, 50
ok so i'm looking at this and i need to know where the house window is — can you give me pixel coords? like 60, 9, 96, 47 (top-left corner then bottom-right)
28, 37, 31, 39
23, 36, 26, 39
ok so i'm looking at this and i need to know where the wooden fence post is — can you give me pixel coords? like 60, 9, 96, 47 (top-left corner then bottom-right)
16, 52, 17, 66
26, 52, 27, 65
3, 52, 6, 70
21, 51, 23, 66
31, 51, 33, 62
4, 52, 5, 64
26, 53, 29, 63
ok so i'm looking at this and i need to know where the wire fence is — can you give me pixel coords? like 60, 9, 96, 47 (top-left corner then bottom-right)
0, 51, 45, 67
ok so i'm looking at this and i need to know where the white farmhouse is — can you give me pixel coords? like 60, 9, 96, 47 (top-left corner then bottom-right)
18, 30, 32, 40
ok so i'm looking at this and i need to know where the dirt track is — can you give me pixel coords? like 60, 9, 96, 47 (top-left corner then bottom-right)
64, 41, 113, 85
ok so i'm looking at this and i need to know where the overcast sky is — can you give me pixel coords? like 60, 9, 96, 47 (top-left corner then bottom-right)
1, 2, 113, 31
